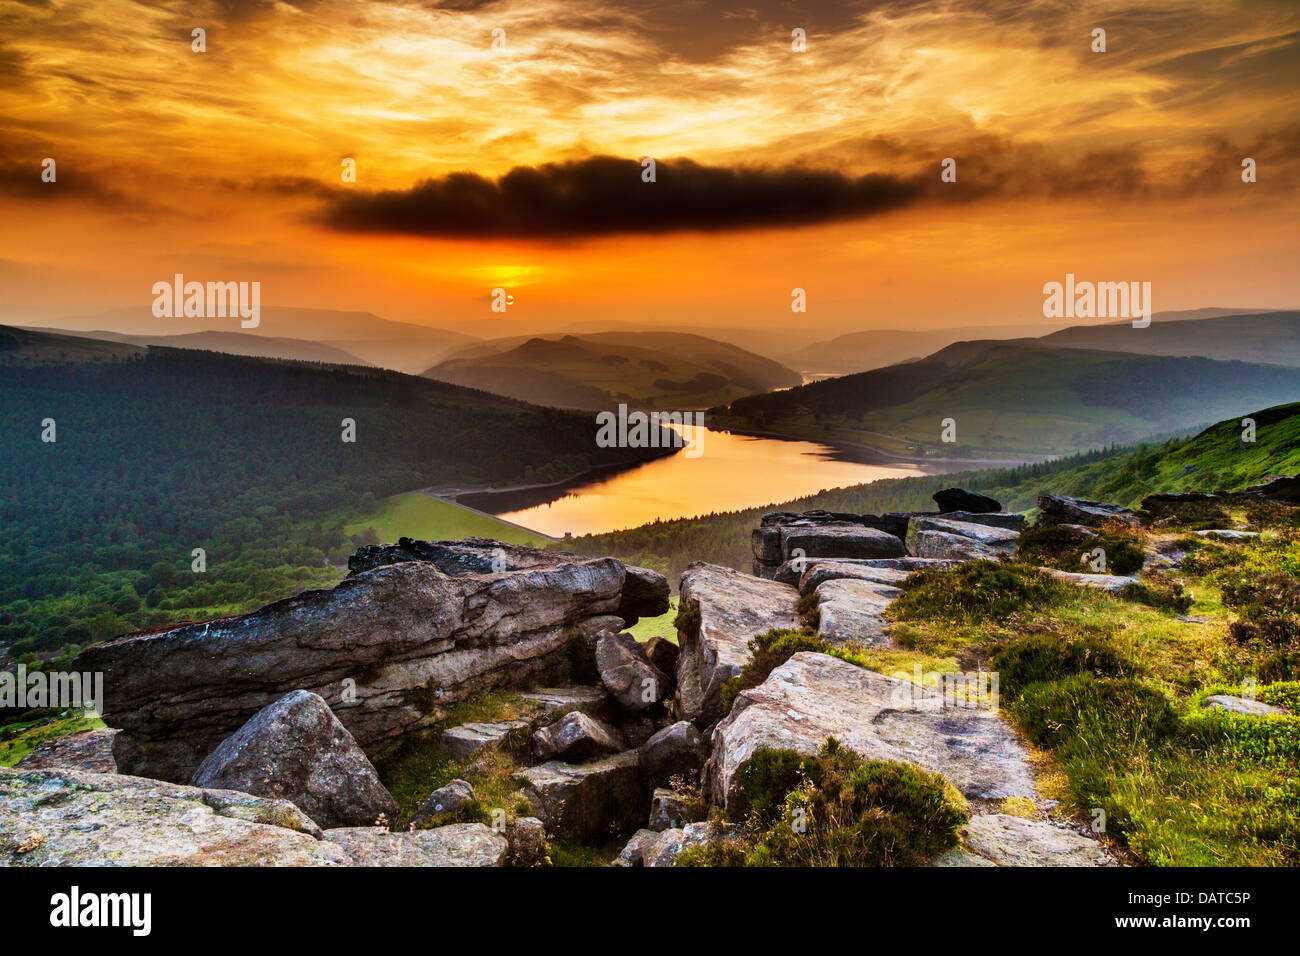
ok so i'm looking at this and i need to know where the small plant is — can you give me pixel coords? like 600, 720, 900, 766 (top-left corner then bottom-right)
794, 591, 820, 630
674, 599, 701, 641
892, 560, 1074, 624
990, 633, 1137, 697
1118, 579, 1194, 614
678, 739, 968, 867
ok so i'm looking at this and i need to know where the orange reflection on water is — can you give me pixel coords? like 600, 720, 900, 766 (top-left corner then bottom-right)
497, 426, 927, 536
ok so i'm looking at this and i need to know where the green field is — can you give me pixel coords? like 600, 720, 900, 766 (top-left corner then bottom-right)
345, 492, 553, 547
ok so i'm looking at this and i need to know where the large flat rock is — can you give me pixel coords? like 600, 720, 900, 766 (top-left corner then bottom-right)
77, 543, 643, 782
707, 652, 1036, 813
935, 813, 1111, 867
676, 563, 800, 727
440, 720, 532, 761
323, 824, 507, 866
0, 767, 346, 866
753, 520, 906, 568
814, 579, 901, 646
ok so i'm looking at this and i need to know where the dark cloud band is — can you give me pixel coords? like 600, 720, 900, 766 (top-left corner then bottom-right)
318, 155, 931, 239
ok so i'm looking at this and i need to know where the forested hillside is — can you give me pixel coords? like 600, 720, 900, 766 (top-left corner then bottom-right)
564, 403, 1300, 584
0, 331, 664, 662
715, 341, 1300, 458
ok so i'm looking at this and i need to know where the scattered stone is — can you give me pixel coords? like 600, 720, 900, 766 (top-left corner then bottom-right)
612, 828, 663, 867
814, 578, 901, 646
440, 720, 531, 761
645, 822, 716, 867
637, 720, 707, 787
15, 728, 118, 774
1203, 695, 1289, 717
531, 711, 625, 762
1043, 569, 1139, 593
411, 778, 475, 826
512, 752, 647, 842
1195, 529, 1259, 542
752, 515, 905, 575
649, 787, 699, 831
933, 488, 1001, 514
707, 652, 1034, 813
506, 816, 548, 866
676, 563, 800, 727
519, 686, 609, 718
643, 635, 679, 679
191, 690, 397, 830
596, 630, 670, 711
0, 767, 346, 866
324, 824, 507, 867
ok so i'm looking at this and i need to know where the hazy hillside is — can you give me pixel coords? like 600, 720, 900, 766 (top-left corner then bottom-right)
716, 339, 1300, 458
33, 306, 477, 374
1040, 310, 1300, 366
779, 322, 1066, 375
425, 331, 801, 409
0, 327, 666, 660
22, 329, 371, 366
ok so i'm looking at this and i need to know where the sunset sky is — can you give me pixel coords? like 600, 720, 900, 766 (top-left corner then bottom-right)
0, 0, 1297, 338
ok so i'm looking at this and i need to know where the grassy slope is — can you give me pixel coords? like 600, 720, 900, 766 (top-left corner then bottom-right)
345, 493, 553, 548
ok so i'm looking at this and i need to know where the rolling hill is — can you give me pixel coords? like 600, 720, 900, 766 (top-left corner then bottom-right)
424, 331, 802, 409
1039, 309, 1300, 366
19, 329, 371, 366
715, 339, 1300, 459
33, 306, 478, 374
778, 322, 1068, 375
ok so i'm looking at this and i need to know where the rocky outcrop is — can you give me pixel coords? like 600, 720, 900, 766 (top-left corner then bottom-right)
1140, 491, 1220, 512
814, 579, 902, 646
532, 711, 625, 762
323, 824, 507, 866
1241, 474, 1300, 505
15, 728, 117, 774
1038, 494, 1139, 527
676, 563, 800, 727
753, 516, 905, 577
933, 488, 1001, 514
1196, 529, 1259, 542
0, 767, 345, 866
707, 652, 1034, 814
78, 540, 664, 783
595, 631, 670, 711
192, 690, 397, 830
512, 751, 647, 842
906, 516, 1020, 561
637, 720, 707, 787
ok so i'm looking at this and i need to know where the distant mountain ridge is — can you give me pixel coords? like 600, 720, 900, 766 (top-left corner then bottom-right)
718, 337, 1300, 458
424, 330, 802, 409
